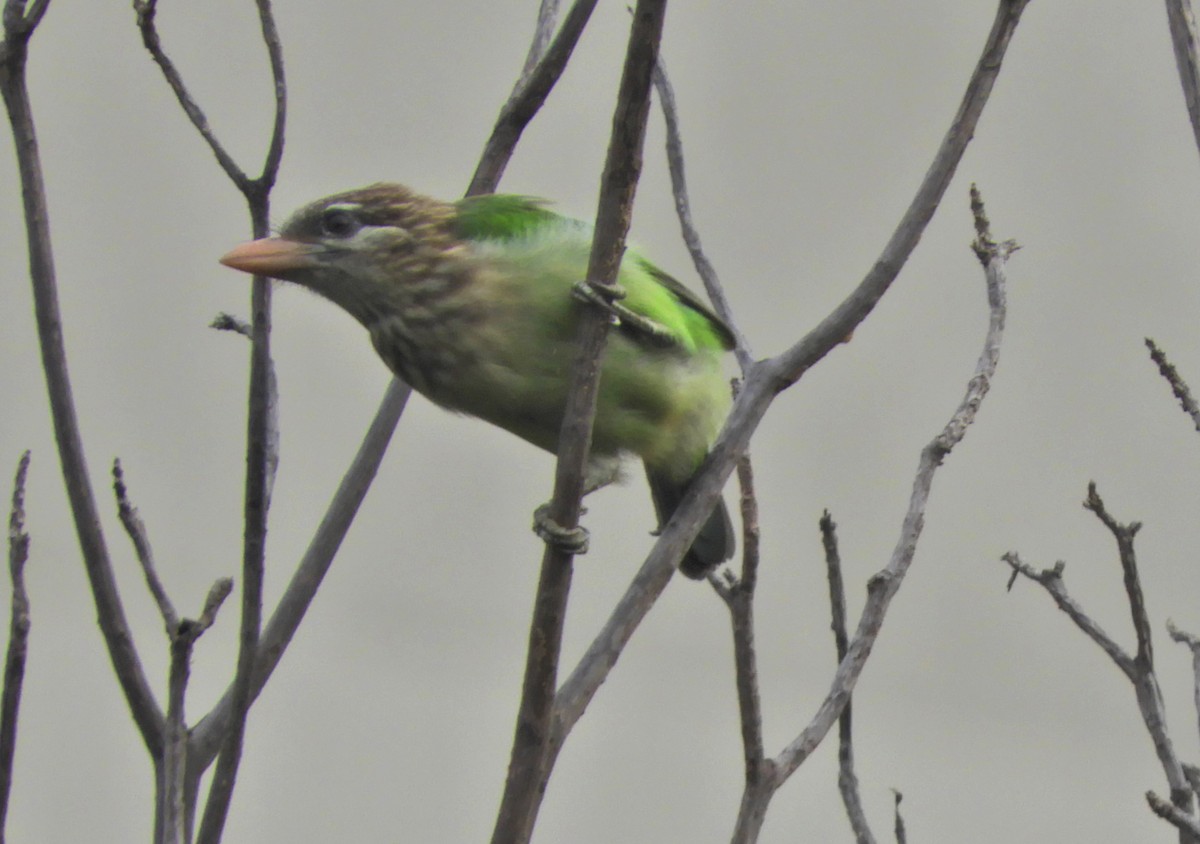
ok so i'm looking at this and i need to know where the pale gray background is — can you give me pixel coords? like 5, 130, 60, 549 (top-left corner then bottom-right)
3, 1, 1200, 841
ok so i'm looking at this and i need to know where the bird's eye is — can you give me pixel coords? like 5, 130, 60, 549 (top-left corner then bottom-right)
319, 208, 361, 239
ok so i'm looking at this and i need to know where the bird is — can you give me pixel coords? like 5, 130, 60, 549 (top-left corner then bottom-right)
219, 183, 735, 578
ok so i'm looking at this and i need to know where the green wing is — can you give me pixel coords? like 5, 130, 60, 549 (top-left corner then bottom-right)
454, 193, 734, 353
628, 256, 736, 352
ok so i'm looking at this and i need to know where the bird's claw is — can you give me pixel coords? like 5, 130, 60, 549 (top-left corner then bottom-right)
533, 503, 590, 555
571, 281, 678, 349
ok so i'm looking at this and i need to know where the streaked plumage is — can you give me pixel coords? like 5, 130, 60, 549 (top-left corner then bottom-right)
220, 183, 734, 577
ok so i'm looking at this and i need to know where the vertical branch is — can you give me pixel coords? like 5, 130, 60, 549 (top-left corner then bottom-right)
159, 634, 191, 844
823, 512, 877, 844
719, 453, 773, 844
160, 581, 232, 844
1, 0, 164, 754
489, 3, 669, 843
0, 452, 32, 843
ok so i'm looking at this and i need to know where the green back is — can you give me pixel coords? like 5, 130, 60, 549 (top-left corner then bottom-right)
453, 194, 735, 353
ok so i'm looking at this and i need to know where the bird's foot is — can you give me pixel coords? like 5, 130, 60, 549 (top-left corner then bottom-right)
533, 504, 590, 555
571, 280, 677, 348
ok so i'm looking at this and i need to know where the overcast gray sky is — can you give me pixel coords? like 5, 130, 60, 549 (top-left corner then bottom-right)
4, 1, 1200, 841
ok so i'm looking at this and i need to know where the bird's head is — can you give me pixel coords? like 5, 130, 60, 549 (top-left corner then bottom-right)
220, 183, 462, 324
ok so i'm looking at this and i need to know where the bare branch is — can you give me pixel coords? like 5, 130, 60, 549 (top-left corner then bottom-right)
255, 0, 287, 195
1149, 790, 1200, 837
468, 0, 599, 196
159, 579, 232, 844
770, 2, 1026, 391
113, 460, 178, 634
553, 0, 1028, 781
518, 0, 561, 79
189, 379, 411, 770
210, 312, 252, 338
823, 512, 878, 844
160, 639, 190, 844
1146, 338, 1200, 432
710, 450, 767, 811
652, 58, 753, 370
725, 456, 765, 777
0, 0, 47, 45
490, 4, 669, 842
1167, 620, 1200, 748
195, 579, 234, 636
770, 185, 1010, 787
892, 790, 907, 844
1083, 485, 1152, 666
734, 447, 762, 593
1000, 552, 1136, 678
131, 0, 250, 191
0, 451, 32, 838
123, 0, 291, 833
195, 312, 271, 844
1163, 0, 1200, 161
2, 1, 164, 754
1008, 490, 1197, 833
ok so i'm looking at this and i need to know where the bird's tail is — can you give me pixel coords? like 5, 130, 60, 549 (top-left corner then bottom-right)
646, 466, 735, 579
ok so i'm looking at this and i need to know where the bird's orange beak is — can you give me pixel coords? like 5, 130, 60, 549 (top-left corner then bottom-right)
220, 237, 320, 277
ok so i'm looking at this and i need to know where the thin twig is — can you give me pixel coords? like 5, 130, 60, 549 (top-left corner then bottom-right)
131, 0, 250, 192
113, 460, 179, 634
1005, 492, 1197, 835
1001, 553, 1135, 676
468, 0, 599, 196
2, 0, 164, 755
823, 512, 877, 844
490, 4, 669, 842
1146, 338, 1200, 432
769, 185, 1011, 788
255, 0, 287, 198
652, 58, 753, 371
0, 451, 32, 841
210, 313, 252, 338
1083, 485, 1151, 666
